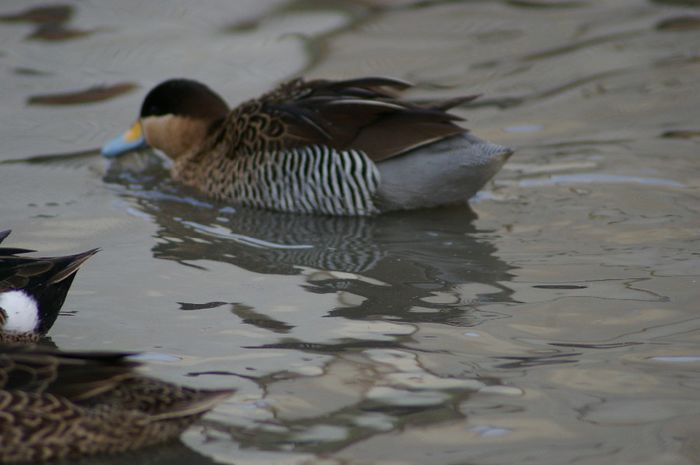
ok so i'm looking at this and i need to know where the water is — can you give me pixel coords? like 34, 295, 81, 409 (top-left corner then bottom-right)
1, 1, 699, 464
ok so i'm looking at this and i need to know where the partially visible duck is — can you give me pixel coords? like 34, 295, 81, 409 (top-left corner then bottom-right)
0, 229, 98, 343
0, 344, 234, 463
103, 77, 512, 216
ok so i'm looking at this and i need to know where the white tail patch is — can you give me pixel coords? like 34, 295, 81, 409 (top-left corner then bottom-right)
0, 290, 40, 332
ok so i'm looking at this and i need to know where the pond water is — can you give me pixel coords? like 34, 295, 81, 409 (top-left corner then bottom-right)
1, 0, 699, 464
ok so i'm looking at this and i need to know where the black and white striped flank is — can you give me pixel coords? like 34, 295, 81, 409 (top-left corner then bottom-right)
225, 145, 380, 216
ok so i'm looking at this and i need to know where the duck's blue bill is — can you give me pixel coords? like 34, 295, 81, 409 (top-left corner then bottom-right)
101, 121, 146, 158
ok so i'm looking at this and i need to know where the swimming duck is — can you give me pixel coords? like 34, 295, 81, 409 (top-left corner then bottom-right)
103, 77, 512, 216
0, 229, 98, 343
0, 344, 233, 463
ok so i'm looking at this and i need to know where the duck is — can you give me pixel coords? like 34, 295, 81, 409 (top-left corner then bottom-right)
0, 344, 234, 463
102, 77, 512, 216
0, 229, 98, 343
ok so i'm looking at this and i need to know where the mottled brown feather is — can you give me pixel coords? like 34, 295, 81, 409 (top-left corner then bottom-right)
218, 77, 475, 162
0, 248, 98, 293
0, 346, 233, 463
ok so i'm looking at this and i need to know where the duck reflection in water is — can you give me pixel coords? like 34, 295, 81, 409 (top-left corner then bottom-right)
104, 153, 515, 331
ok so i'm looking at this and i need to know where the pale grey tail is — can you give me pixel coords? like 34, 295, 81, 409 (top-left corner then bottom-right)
375, 133, 513, 211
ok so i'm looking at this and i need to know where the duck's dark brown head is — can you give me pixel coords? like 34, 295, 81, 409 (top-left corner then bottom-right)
139, 79, 229, 121
102, 79, 229, 160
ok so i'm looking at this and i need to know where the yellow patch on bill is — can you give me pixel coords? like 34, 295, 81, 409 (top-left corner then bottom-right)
124, 121, 143, 142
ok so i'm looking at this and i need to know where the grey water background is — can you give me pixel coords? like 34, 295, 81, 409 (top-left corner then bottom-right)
1, 0, 699, 464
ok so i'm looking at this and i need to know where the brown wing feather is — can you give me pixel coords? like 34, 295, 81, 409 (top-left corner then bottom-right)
0, 346, 138, 400
222, 77, 474, 161
0, 346, 235, 463
0, 230, 36, 255
0, 248, 98, 293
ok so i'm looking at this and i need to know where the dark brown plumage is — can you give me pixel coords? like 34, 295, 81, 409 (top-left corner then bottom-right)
216, 76, 477, 161
0, 230, 98, 343
0, 345, 234, 463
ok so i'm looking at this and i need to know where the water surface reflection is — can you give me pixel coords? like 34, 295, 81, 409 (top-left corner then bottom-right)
105, 152, 515, 331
